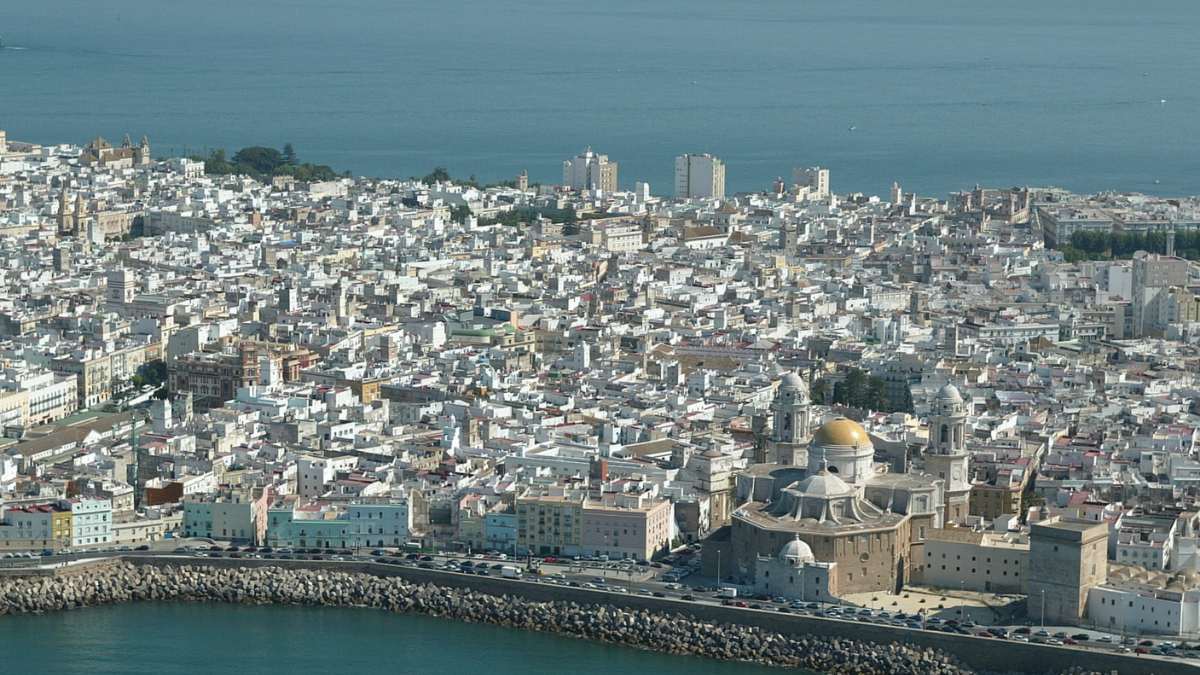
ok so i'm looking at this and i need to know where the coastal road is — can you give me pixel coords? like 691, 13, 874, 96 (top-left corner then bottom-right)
8, 546, 1197, 666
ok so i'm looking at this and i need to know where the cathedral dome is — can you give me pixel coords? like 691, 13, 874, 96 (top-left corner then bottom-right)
779, 537, 815, 566
936, 383, 963, 403
780, 372, 806, 391
812, 418, 870, 448
794, 471, 852, 497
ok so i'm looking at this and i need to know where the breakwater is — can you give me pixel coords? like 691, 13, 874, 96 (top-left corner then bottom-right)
0, 561, 1170, 675
0, 562, 961, 674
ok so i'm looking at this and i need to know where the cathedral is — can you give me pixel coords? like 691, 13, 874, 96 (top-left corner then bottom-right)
80, 134, 151, 169
713, 372, 964, 597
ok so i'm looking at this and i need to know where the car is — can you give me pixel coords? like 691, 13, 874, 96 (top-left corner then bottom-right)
733, 601, 748, 608
777, 607, 791, 613
209, 545, 223, 552
749, 603, 763, 610
1053, 631, 1069, 639
1013, 626, 1030, 634
1011, 635, 1029, 643
976, 631, 992, 638
420, 555, 434, 562
681, 594, 696, 601
1138, 640, 1154, 647
207, 552, 221, 558
1063, 639, 1078, 645
1034, 630, 1050, 638
1134, 647, 1149, 655
229, 553, 242, 559
1097, 635, 1113, 643
262, 554, 276, 560
135, 545, 150, 551
174, 547, 189, 553
260, 547, 274, 553
987, 628, 1008, 637
652, 591, 666, 598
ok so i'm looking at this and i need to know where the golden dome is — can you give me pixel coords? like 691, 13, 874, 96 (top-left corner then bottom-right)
812, 418, 871, 448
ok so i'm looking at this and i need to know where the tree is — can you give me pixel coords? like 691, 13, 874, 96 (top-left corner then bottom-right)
423, 167, 452, 185
232, 146, 286, 174
282, 142, 297, 165
810, 378, 830, 405
843, 368, 868, 408
450, 204, 472, 224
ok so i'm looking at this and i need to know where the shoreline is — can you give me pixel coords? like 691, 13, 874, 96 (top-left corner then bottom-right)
0, 561, 968, 675
0, 561, 1115, 675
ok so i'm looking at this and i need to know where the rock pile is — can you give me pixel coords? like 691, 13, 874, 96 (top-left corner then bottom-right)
0, 563, 1100, 675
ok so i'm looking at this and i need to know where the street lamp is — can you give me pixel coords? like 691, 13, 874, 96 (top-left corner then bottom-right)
716, 549, 721, 588
1040, 589, 1046, 629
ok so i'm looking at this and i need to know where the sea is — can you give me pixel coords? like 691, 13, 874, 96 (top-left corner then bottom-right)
0, 602, 805, 675
0, 0, 1198, 197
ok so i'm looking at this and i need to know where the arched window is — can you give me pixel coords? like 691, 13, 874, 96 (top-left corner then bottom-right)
940, 425, 949, 444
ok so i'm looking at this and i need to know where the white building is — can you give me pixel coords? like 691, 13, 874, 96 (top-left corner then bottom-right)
106, 268, 136, 305
792, 166, 830, 199
1089, 581, 1200, 636
674, 153, 725, 199
752, 537, 838, 602
563, 148, 618, 193
297, 455, 358, 498
70, 498, 113, 547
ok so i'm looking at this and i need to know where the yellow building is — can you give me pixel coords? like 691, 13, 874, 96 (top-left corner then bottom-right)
52, 509, 73, 548
516, 494, 583, 556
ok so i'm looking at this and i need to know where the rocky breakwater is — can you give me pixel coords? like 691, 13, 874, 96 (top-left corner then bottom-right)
0, 563, 1088, 675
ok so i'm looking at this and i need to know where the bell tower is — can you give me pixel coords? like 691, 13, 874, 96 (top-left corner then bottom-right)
926, 383, 971, 523
770, 372, 811, 466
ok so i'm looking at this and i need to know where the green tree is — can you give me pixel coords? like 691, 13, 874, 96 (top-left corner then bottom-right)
282, 142, 297, 165
423, 167, 452, 185
843, 368, 868, 408
232, 146, 285, 174
811, 374, 830, 401
450, 204, 472, 224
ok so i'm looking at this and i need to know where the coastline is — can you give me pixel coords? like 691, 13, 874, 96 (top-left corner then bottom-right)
0, 561, 1131, 675
0, 561, 969, 675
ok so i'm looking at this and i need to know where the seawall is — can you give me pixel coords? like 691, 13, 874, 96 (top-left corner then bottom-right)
2, 556, 1192, 675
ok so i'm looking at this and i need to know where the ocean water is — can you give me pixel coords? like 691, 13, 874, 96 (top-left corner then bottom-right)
0, 603, 802, 675
0, 0, 1198, 196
